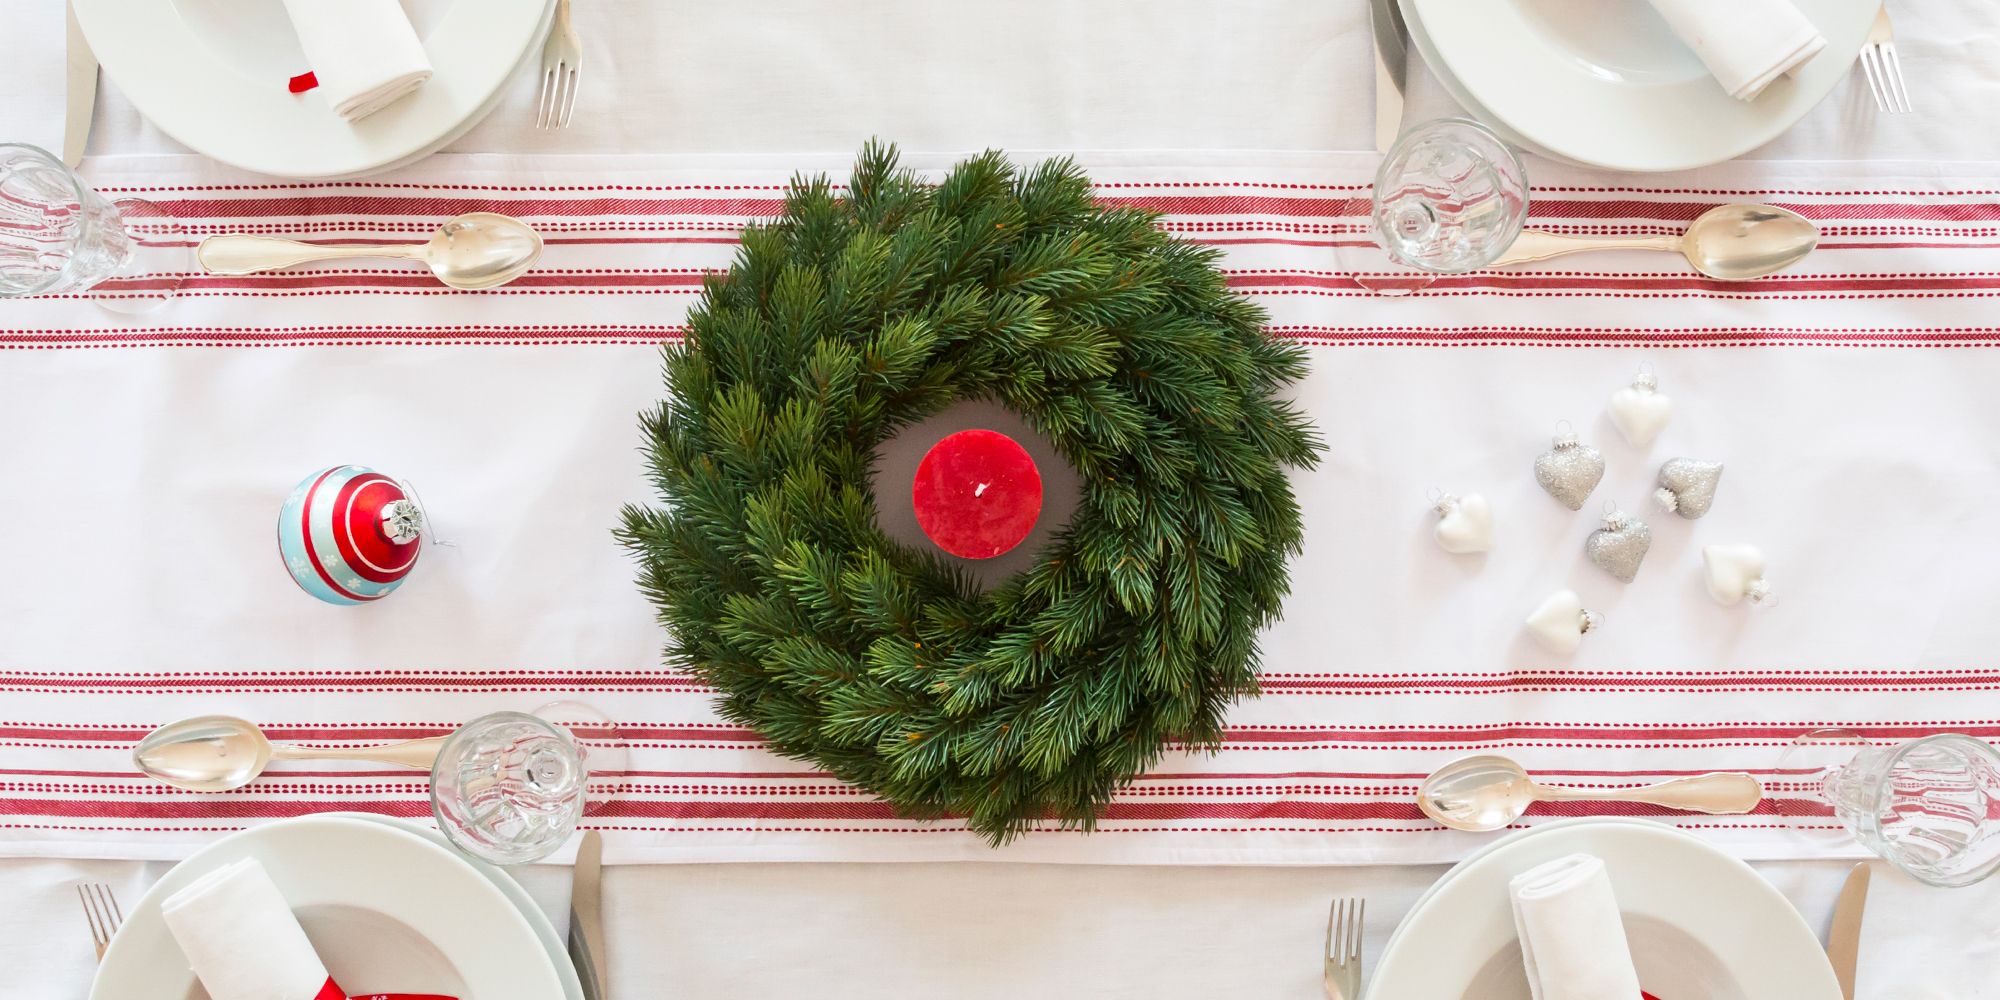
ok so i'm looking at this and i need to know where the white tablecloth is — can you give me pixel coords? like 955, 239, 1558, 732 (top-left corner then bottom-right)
5, 0, 2000, 996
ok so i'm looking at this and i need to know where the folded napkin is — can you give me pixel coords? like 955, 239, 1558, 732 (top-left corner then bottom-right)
161, 857, 342, 1000
1509, 854, 1644, 1000
1647, 0, 1827, 101
280, 0, 434, 121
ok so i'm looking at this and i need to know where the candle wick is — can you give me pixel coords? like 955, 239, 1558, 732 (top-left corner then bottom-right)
974, 482, 990, 497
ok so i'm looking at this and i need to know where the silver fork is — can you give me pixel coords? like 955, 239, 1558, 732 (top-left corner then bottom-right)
1323, 897, 1365, 999
77, 883, 123, 962
1858, 5, 1911, 114
536, 0, 582, 129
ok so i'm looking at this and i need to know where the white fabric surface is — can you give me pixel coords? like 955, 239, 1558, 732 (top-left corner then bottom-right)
279, 0, 433, 122
1509, 854, 1643, 1000
6, 150, 2000, 866
1647, 0, 1827, 101
159, 858, 332, 1000
5, 1, 2000, 997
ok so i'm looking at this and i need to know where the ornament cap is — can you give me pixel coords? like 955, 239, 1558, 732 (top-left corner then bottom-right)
1652, 486, 1679, 512
1579, 608, 1604, 634
1432, 492, 1460, 517
1747, 578, 1775, 605
380, 499, 425, 545
1601, 502, 1629, 531
1632, 371, 1658, 392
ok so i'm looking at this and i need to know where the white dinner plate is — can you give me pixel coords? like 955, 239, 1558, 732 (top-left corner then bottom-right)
90, 815, 566, 1000
70, 0, 552, 179
1402, 0, 1878, 171
1372, 819, 1842, 999
332, 813, 586, 1000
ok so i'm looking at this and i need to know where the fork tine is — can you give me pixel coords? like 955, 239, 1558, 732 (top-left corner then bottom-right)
1858, 47, 1886, 112
76, 884, 102, 947
560, 67, 579, 128
1882, 46, 1912, 113
1324, 898, 1337, 959
99, 883, 124, 930
1348, 898, 1365, 960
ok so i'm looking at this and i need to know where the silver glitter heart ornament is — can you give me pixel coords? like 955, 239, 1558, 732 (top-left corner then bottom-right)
1533, 424, 1606, 511
1653, 457, 1724, 519
1585, 505, 1652, 582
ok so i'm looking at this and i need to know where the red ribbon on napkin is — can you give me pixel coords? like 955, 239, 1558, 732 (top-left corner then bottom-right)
315, 978, 456, 1000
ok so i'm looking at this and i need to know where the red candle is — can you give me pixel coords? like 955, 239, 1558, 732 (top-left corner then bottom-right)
911, 429, 1043, 559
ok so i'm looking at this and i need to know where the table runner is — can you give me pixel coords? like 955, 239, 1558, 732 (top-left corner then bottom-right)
3, 150, 1998, 864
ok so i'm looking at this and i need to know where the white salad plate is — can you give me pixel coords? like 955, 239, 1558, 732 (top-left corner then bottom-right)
1372, 818, 1843, 999
70, 0, 552, 178
1402, 0, 1879, 171
89, 814, 567, 1000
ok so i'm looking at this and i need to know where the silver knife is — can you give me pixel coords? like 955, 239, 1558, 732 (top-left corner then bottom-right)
1826, 862, 1869, 1000
1367, 0, 1409, 154
568, 830, 608, 1000
64, 1, 98, 168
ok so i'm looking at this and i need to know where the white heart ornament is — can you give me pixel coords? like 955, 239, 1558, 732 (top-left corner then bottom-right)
1703, 544, 1774, 605
1607, 371, 1672, 447
1432, 493, 1495, 554
1524, 589, 1602, 654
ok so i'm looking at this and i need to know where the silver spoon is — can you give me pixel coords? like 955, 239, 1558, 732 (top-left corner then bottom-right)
196, 211, 544, 290
1490, 203, 1818, 280
134, 715, 444, 792
1416, 754, 1763, 832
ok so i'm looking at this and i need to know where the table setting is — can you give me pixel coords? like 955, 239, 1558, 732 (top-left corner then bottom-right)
5, 0, 2000, 998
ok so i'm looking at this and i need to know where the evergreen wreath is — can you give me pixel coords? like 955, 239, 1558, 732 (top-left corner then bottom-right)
619, 143, 1322, 842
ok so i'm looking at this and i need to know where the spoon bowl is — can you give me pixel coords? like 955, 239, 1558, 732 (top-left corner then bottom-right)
1417, 754, 1541, 831
418, 211, 544, 289
1681, 203, 1819, 281
133, 715, 274, 793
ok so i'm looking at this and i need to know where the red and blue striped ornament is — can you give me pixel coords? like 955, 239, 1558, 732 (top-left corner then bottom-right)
276, 465, 424, 605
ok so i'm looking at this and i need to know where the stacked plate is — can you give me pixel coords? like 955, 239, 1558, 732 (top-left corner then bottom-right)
1369, 819, 1842, 997
90, 814, 583, 1000
1399, 0, 1880, 170
70, 0, 553, 178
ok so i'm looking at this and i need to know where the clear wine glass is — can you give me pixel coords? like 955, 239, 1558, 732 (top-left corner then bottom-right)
1776, 730, 2000, 887
0, 142, 188, 313
1371, 118, 1529, 274
431, 711, 585, 865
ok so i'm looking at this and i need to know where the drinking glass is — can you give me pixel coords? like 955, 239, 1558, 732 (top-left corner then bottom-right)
431, 711, 589, 865
1776, 730, 2000, 887
0, 142, 187, 312
1371, 118, 1529, 274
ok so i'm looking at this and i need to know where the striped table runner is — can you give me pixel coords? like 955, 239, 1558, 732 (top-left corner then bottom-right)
2, 151, 1996, 864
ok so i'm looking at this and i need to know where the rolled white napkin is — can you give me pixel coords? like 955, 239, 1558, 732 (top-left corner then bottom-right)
1509, 854, 1644, 1000
281, 0, 434, 121
161, 857, 338, 1000
1647, 0, 1827, 101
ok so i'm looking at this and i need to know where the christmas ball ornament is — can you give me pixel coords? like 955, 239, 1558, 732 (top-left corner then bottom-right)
277, 465, 423, 605
1533, 422, 1605, 511
1703, 544, 1775, 606
1653, 457, 1724, 519
1524, 588, 1601, 654
1607, 366, 1672, 448
620, 143, 1322, 843
1585, 503, 1651, 583
1430, 491, 1494, 554
911, 429, 1044, 559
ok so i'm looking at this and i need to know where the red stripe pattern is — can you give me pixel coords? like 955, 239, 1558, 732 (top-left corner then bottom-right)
2, 153, 1998, 862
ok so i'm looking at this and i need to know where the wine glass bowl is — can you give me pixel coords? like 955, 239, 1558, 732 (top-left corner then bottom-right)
0, 142, 187, 310
1371, 118, 1530, 274
1779, 729, 2000, 888
430, 711, 588, 865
